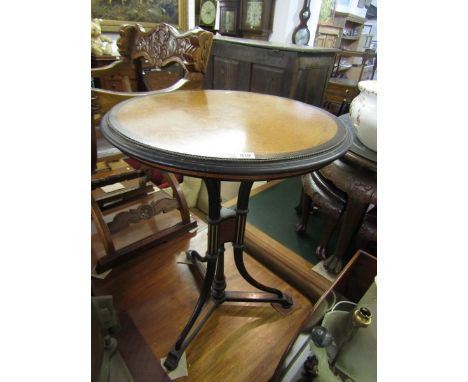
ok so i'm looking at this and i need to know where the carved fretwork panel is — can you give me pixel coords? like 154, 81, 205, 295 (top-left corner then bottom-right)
108, 197, 179, 234
118, 23, 213, 74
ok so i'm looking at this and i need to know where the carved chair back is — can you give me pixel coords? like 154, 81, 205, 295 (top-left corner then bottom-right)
117, 23, 213, 91
91, 24, 213, 167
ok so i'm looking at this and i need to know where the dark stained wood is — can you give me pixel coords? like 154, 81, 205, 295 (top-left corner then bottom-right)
203, 36, 338, 106
212, 56, 241, 89
319, 149, 377, 274
244, 222, 331, 302
217, 0, 242, 37
92, 220, 315, 382
222, 181, 333, 302
250, 64, 286, 96
299, 172, 346, 260
298, 122, 377, 275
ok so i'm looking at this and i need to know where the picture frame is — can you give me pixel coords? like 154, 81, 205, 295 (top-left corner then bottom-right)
91, 0, 188, 33
318, 0, 337, 26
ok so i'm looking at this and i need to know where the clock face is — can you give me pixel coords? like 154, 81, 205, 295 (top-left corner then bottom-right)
200, 1, 216, 25
294, 28, 310, 45
246, 1, 263, 29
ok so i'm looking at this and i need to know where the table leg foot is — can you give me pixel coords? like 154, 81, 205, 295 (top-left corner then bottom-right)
163, 351, 180, 371
164, 301, 218, 371
165, 256, 217, 369
186, 249, 207, 280
233, 244, 289, 304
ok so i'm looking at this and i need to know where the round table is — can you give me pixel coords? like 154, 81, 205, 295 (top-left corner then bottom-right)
101, 90, 352, 370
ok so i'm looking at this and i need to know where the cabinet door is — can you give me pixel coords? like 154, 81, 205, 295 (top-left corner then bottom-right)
213, 57, 245, 90
205, 41, 293, 96
250, 64, 286, 96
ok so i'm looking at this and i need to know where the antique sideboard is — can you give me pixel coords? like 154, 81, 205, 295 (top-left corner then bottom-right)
203, 36, 339, 106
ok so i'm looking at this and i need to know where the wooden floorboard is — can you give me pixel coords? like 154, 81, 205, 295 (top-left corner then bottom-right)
92, 215, 314, 382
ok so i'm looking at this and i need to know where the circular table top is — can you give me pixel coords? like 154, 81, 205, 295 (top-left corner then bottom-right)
102, 90, 352, 180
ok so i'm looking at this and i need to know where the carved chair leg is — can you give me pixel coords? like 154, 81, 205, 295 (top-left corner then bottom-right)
296, 191, 312, 235
316, 214, 340, 260
324, 199, 368, 275
295, 188, 304, 215
353, 234, 370, 255
352, 209, 377, 255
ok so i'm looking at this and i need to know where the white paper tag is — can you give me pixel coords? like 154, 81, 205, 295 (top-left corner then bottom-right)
101, 182, 125, 193
236, 152, 255, 159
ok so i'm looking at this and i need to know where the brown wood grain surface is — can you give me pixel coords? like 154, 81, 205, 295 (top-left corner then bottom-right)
110, 90, 339, 159
92, 216, 314, 382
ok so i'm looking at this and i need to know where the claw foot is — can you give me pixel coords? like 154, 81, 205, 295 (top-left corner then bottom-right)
315, 245, 328, 260
324, 255, 343, 275
295, 222, 307, 235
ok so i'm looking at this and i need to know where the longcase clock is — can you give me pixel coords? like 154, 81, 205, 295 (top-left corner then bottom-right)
240, 0, 275, 41
218, 0, 241, 36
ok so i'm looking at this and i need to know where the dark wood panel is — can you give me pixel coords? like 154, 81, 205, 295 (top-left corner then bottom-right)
302, 67, 332, 106
203, 38, 337, 106
213, 57, 241, 90
250, 64, 287, 97
212, 41, 294, 68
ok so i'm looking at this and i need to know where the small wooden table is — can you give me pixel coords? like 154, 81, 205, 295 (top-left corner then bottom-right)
101, 90, 352, 370
319, 114, 376, 274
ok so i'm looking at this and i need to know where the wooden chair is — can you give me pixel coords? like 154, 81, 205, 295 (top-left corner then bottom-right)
91, 23, 213, 273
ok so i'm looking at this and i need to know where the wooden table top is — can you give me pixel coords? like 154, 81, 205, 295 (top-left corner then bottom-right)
102, 90, 352, 180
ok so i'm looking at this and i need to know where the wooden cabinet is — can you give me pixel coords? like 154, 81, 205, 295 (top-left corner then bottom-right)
203, 36, 338, 106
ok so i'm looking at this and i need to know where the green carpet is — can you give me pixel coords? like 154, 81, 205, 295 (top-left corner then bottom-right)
246, 177, 337, 265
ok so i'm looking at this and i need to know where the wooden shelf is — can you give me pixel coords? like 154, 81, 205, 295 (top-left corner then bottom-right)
335, 11, 366, 25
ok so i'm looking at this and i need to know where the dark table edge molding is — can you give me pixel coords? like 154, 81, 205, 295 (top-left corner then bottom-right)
101, 112, 352, 181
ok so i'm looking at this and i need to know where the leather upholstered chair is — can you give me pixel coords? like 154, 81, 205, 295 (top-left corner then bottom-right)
91, 23, 213, 273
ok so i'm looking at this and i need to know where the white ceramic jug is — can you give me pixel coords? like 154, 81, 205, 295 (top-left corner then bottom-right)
349, 80, 377, 152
